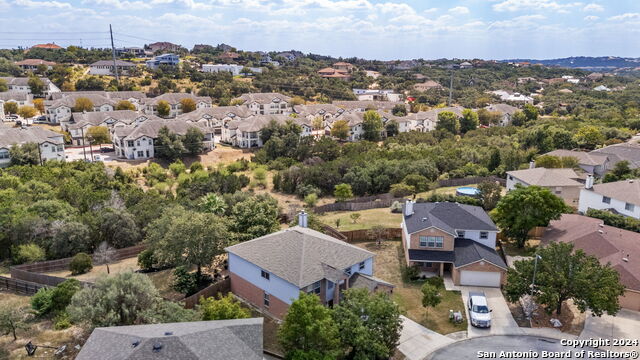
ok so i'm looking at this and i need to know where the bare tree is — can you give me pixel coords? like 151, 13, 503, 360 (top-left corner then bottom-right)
94, 241, 117, 274
367, 225, 387, 247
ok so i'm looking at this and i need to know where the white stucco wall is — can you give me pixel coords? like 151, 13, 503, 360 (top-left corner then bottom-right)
578, 189, 640, 219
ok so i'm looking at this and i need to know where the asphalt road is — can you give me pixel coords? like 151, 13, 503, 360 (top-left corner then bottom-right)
427, 335, 620, 360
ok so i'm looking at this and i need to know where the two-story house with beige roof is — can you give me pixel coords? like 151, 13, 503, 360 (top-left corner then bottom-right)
236, 93, 292, 115
401, 201, 506, 287
142, 93, 211, 118
506, 167, 584, 206
578, 177, 640, 219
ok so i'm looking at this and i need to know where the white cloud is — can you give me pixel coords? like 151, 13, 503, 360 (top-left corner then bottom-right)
488, 14, 546, 29
608, 13, 640, 21
492, 0, 582, 13
583, 15, 599, 21
448, 6, 469, 15
14, 0, 72, 8
83, 0, 151, 9
424, 7, 437, 14
583, 3, 604, 12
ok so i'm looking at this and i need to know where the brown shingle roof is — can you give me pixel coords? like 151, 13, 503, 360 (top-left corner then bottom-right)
15, 59, 56, 66
541, 214, 640, 291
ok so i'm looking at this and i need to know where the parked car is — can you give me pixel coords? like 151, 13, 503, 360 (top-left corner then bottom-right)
100, 147, 114, 153
33, 116, 48, 124
5, 115, 18, 120
93, 155, 103, 162
468, 292, 492, 328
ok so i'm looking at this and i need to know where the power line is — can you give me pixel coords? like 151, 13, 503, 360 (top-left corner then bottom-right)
112, 32, 157, 42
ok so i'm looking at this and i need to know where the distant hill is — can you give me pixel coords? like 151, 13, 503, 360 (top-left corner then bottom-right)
501, 56, 640, 71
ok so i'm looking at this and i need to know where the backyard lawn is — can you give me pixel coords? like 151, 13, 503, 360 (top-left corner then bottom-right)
318, 207, 403, 231
355, 241, 467, 334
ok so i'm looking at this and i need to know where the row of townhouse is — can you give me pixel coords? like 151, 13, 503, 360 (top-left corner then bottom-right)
221, 114, 312, 148
0, 125, 65, 167
0, 91, 33, 121
112, 119, 215, 160
0, 76, 61, 98
47, 91, 147, 125
141, 93, 212, 118
66, 110, 157, 145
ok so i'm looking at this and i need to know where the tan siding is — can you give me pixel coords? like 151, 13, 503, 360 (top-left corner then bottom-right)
409, 227, 455, 251
619, 289, 640, 311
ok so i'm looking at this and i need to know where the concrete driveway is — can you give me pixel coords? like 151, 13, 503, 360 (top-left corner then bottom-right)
580, 309, 640, 353
397, 316, 455, 360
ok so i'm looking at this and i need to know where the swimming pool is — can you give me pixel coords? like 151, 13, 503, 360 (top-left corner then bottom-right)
456, 186, 481, 197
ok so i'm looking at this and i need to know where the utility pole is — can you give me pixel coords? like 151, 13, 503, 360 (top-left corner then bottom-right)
109, 24, 120, 86
531, 254, 542, 294
448, 71, 454, 106
80, 127, 87, 162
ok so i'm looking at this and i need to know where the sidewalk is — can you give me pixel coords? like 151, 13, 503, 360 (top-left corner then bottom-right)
397, 316, 455, 360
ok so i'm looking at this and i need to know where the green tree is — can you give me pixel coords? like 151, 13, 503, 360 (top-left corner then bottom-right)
279, 293, 342, 360
505, 242, 625, 316
385, 120, 399, 137
3, 101, 18, 114
95, 208, 141, 248
334, 183, 353, 202
535, 155, 562, 168
9, 143, 40, 166
155, 126, 185, 160
184, 127, 204, 155
402, 174, 429, 192
362, 110, 383, 141
69, 252, 93, 275
523, 103, 539, 122
511, 111, 527, 126
334, 288, 402, 360
17, 105, 37, 119
0, 78, 7, 92
331, 119, 350, 140
304, 193, 318, 208
73, 97, 94, 112
0, 300, 30, 341
33, 98, 45, 114
478, 181, 502, 211
28, 76, 45, 96
492, 185, 569, 248
86, 126, 111, 145
436, 111, 460, 134
148, 209, 230, 278
391, 104, 407, 116
230, 195, 280, 242
350, 212, 361, 224
199, 193, 227, 215
573, 126, 605, 150
157, 100, 171, 117
199, 293, 251, 320
460, 109, 479, 134
115, 100, 136, 111
12, 243, 45, 264
421, 283, 441, 314
180, 98, 197, 113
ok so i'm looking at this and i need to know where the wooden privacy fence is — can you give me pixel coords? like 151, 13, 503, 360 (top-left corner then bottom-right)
9, 244, 147, 288
0, 276, 47, 295
340, 228, 402, 242
314, 197, 402, 214
182, 278, 231, 309
437, 176, 506, 188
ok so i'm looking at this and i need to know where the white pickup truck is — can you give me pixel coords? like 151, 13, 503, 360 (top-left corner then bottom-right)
467, 292, 492, 328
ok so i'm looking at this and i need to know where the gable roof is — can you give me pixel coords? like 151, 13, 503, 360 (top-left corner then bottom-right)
485, 103, 519, 115
403, 202, 498, 235
177, 106, 252, 122
90, 60, 137, 67
0, 91, 30, 102
541, 214, 640, 291
507, 167, 583, 187
237, 92, 291, 105
586, 179, 640, 206
142, 93, 211, 106
0, 127, 64, 148
69, 110, 150, 129
293, 103, 342, 117
590, 142, 640, 169
46, 93, 115, 109
226, 114, 292, 132
0, 76, 53, 87
15, 59, 56, 66
453, 238, 507, 269
115, 119, 213, 141
332, 100, 407, 112
226, 226, 374, 288
544, 149, 609, 166
76, 318, 264, 360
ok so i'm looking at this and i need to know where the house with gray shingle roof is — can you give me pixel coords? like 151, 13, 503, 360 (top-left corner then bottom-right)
236, 92, 292, 116
221, 114, 312, 148
401, 201, 506, 287
0, 127, 65, 167
578, 178, 640, 219
226, 217, 393, 319
544, 149, 610, 176
0, 76, 60, 97
506, 167, 584, 206
590, 142, 640, 170
176, 105, 252, 133
142, 93, 212, 118
66, 110, 157, 145
76, 318, 265, 360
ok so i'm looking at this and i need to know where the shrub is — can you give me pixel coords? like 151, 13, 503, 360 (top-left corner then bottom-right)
390, 183, 415, 197
12, 243, 46, 264
390, 201, 403, 213
169, 160, 186, 177
189, 161, 204, 173
69, 253, 93, 275
137, 249, 156, 271
199, 293, 251, 321
31, 288, 54, 316
53, 312, 71, 330
50, 279, 81, 313
171, 266, 210, 296
401, 265, 419, 282
304, 193, 318, 208
424, 276, 444, 289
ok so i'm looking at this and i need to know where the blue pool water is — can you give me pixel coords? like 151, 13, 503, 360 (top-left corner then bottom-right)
456, 187, 481, 197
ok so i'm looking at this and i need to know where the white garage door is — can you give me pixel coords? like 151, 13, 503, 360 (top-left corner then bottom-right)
459, 270, 501, 287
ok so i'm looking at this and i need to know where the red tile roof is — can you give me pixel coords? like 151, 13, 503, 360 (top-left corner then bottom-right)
31, 43, 63, 49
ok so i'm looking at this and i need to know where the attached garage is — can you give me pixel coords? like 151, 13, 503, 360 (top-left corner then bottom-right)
459, 270, 502, 287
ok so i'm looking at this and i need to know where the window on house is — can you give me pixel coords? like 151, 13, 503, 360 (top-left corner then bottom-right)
136, 141, 140, 146
602, 196, 611, 204
456, 230, 465, 238
0, 150, 9, 159
127, 140, 134, 147
625, 203, 635, 211
261, 270, 270, 280
480, 232, 489, 239
424, 262, 433, 268
419, 236, 427, 247
344, 267, 352, 276
359, 261, 365, 270
263, 292, 270, 307
427, 236, 444, 248
308, 281, 321, 295
508, 175, 513, 181
137, 151, 144, 158
148, 140, 152, 145
555, 187, 562, 195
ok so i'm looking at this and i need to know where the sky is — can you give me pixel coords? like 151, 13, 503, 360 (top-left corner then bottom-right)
0, 0, 639, 60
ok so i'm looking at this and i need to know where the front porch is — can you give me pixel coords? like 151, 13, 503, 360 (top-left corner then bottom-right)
410, 261, 453, 279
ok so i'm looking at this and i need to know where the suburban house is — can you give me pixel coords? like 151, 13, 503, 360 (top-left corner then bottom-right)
147, 41, 181, 53
544, 149, 610, 176
333, 113, 366, 141
590, 142, 640, 169
219, 51, 240, 62
401, 201, 507, 287
112, 119, 214, 160
332, 100, 408, 113
541, 214, 640, 311
236, 93, 292, 115
0, 127, 65, 167
14, 59, 56, 71
506, 167, 584, 206
413, 80, 444, 92
76, 318, 265, 360
0, 76, 60, 97
89, 60, 137, 76
490, 90, 534, 104
352, 89, 402, 102
485, 103, 519, 126
222, 114, 310, 148
67, 110, 155, 145
578, 177, 640, 219
141, 93, 211, 118
0, 91, 33, 119
317, 67, 351, 80
45, 94, 116, 124
30, 43, 63, 50
202, 64, 262, 75
146, 53, 180, 69
114, 47, 146, 57
177, 105, 252, 134
225, 216, 393, 319
293, 103, 344, 121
